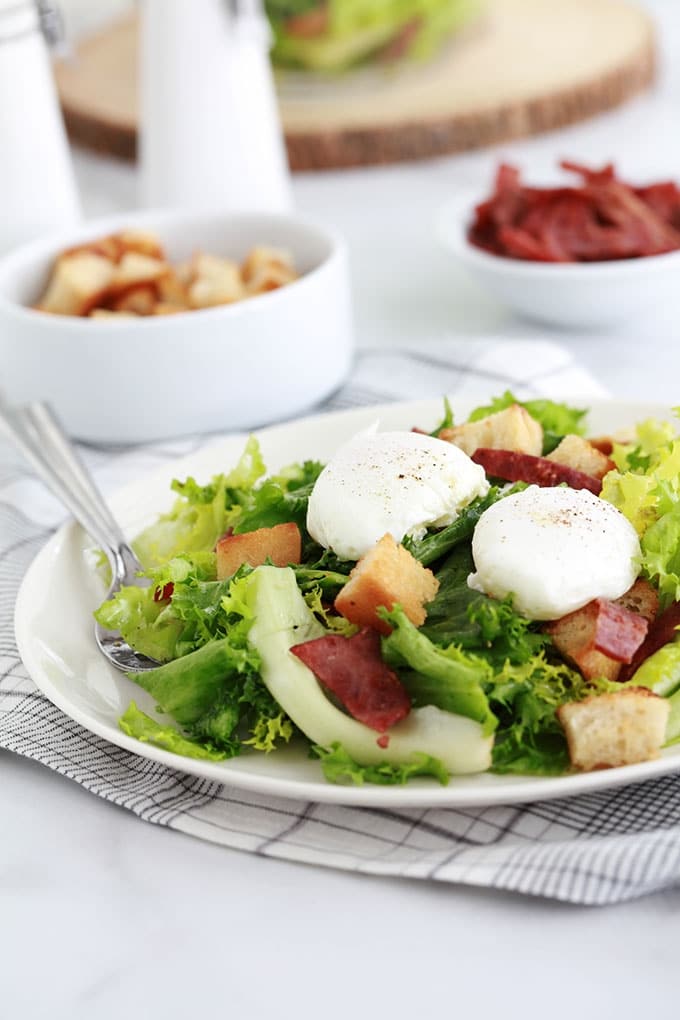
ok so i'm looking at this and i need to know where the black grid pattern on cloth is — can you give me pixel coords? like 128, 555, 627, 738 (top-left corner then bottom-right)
5, 339, 676, 907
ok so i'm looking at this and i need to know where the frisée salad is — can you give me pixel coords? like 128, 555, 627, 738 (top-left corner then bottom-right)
94, 394, 680, 786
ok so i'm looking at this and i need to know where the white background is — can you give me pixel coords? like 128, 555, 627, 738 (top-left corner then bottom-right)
4, 2, 680, 1017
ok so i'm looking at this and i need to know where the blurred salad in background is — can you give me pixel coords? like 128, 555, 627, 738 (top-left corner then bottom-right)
265, 0, 483, 72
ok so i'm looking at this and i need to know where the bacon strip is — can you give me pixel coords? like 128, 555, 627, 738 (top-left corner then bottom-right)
290, 628, 411, 733
471, 448, 602, 494
591, 599, 649, 663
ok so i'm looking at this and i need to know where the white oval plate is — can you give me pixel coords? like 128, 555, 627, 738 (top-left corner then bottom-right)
14, 396, 680, 807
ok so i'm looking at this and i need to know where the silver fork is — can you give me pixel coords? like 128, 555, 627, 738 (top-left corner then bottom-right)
0, 400, 159, 672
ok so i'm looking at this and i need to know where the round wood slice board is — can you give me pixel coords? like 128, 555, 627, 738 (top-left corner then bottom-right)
55, 0, 656, 171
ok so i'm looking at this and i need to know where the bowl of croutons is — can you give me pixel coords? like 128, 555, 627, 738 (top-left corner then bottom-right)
0, 209, 353, 441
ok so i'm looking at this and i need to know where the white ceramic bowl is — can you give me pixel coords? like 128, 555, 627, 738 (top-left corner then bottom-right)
437, 191, 680, 329
0, 209, 353, 442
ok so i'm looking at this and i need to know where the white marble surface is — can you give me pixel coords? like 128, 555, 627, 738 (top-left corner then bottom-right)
4, 2, 680, 1017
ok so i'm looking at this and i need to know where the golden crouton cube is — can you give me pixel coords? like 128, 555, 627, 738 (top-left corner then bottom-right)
37, 253, 116, 316
241, 246, 295, 284
190, 253, 239, 281
547, 434, 614, 482
615, 579, 659, 623
334, 534, 439, 636
189, 255, 244, 309
156, 270, 188, 309
111, 252, 168, 294
440, 404, 543, 457
116, 229, 165, 261
557, 687, 669, 771
111, 283, 158, 316
246, 263, 297, 296
215, 523, 302, 580
174, 260, 194, 286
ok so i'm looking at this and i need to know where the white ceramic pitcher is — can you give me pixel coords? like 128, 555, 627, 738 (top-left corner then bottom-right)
139, 0, 292, 213
0, 0, 81, 254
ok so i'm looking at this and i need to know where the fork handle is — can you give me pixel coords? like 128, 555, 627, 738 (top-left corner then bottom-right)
0, 400, 134, 571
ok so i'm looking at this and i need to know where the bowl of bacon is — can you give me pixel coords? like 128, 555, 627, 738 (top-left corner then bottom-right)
438, 161, 680, 329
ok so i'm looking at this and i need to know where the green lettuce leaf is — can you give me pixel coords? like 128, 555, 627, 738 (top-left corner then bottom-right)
96, 560, 239, 664
233, 460, 324, 536
244, 712, 294, 752
94, 584, 182, 663
119, 702, 228, 761
132, 437, 266, 569
429, 396, 454, 436
627, 635, 680, 698
665, 688, 680, 746
128, 638, 258, 727
380, 605, 497, 734
600, 414, 680, 607
311, 742, 449, 786
293, 566, 352, 599
641, 506, 680, 606
488, 656, 615, 775
125, 571, 293, 756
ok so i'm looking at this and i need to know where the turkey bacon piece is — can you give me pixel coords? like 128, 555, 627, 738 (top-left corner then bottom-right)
471, 448, 602, 494
290, 628, 411, 732
590, 599, 649, 662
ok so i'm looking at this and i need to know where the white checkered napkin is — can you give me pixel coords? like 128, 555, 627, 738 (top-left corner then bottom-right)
7, 338, 680, 908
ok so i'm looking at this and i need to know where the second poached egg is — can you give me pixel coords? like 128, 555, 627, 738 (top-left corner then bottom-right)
468, 485, 641, 620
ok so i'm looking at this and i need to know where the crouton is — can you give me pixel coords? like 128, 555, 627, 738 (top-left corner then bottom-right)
188, 254, 244, 308
246, 262, 297, 295
174, 260, 194, 286
547, 434, 614, 482
190, 253, 240, 282
111, 283, 158, 316
215, 523, 302, 580
110, 252, 167, 294
334, 534, 439, 636
557, 687, 669, 770
116, 229, 165, 261
156, 270, 188, 309
615, 579, 659, 623
241, 246, 295, 284
37, 253, 116, 316
440, 404, 543, 457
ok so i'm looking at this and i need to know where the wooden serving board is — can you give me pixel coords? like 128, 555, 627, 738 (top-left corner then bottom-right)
55, 0, 655, 171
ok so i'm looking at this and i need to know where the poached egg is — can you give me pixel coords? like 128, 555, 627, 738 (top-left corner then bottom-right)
468, 485, 641, 620
307, 428, 489, 561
